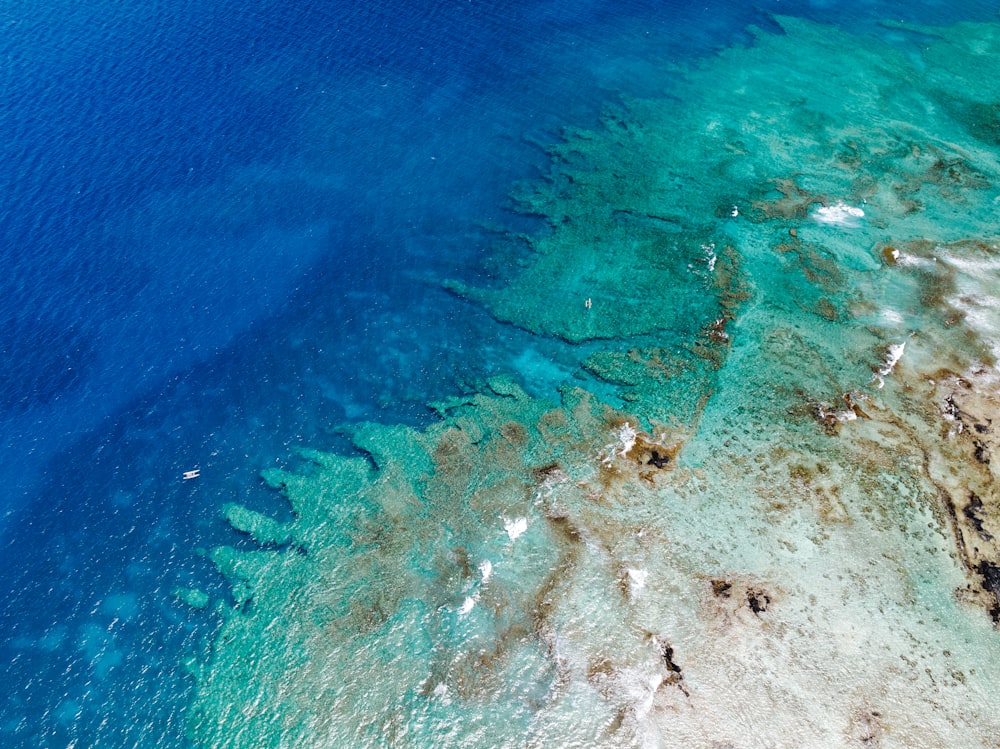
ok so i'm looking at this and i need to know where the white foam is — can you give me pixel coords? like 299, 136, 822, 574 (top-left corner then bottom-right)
604, 421, 639, 465
951, 295, 1000, 361
504, 517, 527, 541
532, 466, 568, 503
879, 308, 904, 325
602, 422, 639, 465
615, 666, 665, 724
812, 201, 864, 227
940, 253, 1000, 275
626, 568, 648, 597
873, 341, 906, 389
458, 596, 476, 615
818, 405, 857, 424
702, 242, 718, 272
618, 423, 638, 457
938, 248, 1000, 360
893, 252, 933, 268
431, 682, 451, 706
479, 559, 493, 583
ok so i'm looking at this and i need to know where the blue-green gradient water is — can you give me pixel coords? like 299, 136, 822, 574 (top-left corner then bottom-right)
3, 1, 1000, 747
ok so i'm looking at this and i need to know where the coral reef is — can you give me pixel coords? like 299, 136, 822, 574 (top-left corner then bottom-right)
188, 16, 1000, 748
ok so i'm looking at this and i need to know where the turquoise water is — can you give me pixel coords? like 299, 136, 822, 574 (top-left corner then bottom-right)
3, 2, 1000, 748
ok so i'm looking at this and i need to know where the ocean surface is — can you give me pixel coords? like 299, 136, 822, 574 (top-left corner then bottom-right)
3, 1, 1000, 747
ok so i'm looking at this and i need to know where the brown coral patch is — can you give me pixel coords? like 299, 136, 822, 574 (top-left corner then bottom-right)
750, 177, 824, 220
775, 239, 844, 290
611, 422, 685, 486
704, 575, 779, 622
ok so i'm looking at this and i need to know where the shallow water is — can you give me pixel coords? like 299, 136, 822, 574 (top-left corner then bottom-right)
3, 2, 1000, 748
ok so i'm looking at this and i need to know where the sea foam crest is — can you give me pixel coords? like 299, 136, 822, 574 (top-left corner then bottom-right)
457, 560, 493, 616
817, 404, 857, 424
504, 516, 527, 541
812, 201, 864, 227
702, 242, 717, 272
873, 341, 906, 389
603, 422, 638, 465
626, 568, 648, 598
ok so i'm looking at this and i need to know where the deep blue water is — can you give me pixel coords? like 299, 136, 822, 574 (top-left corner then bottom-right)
1, 0, 997, 746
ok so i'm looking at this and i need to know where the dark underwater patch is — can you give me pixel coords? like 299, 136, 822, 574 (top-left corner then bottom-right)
0, 315, 94, 411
